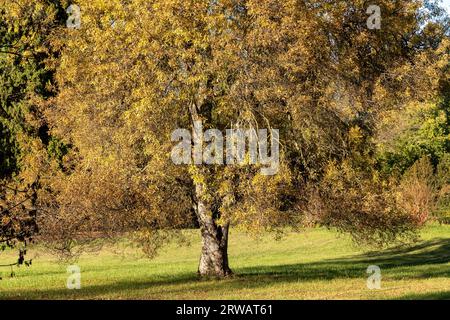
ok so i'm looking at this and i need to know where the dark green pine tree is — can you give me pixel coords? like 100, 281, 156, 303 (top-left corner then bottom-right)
0, 0, 67, 270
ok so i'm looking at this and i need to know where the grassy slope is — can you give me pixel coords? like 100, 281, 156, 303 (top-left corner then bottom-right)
0, 224, 449, 300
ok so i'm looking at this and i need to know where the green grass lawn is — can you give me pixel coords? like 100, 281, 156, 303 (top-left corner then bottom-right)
0, 224, 449, 300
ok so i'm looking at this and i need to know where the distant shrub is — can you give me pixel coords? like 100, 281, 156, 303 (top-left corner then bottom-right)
398, 157, 436, 226
398, 155, 450, 225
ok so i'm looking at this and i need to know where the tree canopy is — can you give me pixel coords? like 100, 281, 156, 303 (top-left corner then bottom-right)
1, 0, 449, 277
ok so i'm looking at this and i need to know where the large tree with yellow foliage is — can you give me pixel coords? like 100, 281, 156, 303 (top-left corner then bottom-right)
29, 0, 449, 277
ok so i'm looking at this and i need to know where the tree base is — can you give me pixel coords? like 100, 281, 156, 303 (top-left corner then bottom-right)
197, 223, 232, 278
197, 245, 233, 278
197, 268, 233, 278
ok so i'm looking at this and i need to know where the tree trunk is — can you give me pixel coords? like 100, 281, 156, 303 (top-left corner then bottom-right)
188, 102, 232, 277
195, 182, 232, 277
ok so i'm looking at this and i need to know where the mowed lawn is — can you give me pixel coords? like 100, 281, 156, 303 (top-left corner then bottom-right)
0, 224, 449, 300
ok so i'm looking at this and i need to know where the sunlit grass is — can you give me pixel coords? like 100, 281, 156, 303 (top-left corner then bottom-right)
0, 224, 449, 299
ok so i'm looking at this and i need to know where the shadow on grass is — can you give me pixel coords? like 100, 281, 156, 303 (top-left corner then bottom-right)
1, 238, 449, 299
238, 238, 450, 281
0, 273, 200, 300
397, 291, 450, 300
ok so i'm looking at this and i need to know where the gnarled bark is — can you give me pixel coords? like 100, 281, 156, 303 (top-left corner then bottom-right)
195, 182, 232, 277
198, 220, 232, 277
